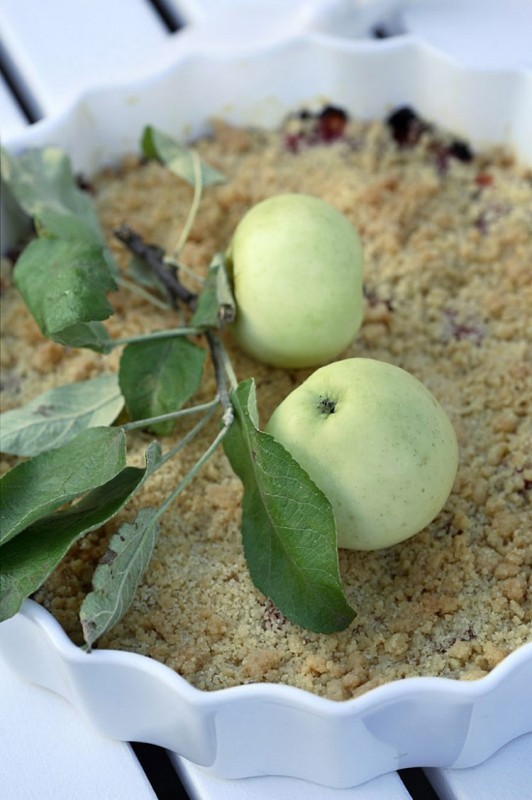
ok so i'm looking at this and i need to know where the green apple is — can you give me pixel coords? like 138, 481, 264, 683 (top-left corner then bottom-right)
266, 358, 459, 550
226, 193, 363, 368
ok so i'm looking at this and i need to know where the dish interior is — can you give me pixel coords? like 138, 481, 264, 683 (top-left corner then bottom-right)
2, 107, 530, 700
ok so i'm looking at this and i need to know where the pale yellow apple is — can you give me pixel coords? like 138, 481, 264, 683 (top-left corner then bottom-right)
226, 193, 363, 368
266, 358, 459, 550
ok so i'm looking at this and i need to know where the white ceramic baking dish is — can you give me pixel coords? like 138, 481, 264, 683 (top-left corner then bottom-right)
1, 1, 531, 788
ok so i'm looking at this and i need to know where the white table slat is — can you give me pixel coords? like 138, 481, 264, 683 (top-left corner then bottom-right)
425, 733, 532, 800
0, 659, 157, 800
171, 752, 412, 800
165, 0, 298, 25
0, 0, 169, 118
403, 0, 532, 70
0, 74, 28, 139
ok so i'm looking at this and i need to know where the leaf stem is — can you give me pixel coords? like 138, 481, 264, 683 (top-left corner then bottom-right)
152, 421, 230, 524
115, 276, 172, 311
205, 331, 233, 424
121, 398, 219, 432
218, 338, 239, 390
168, 150, 204, 260
106, 327, 202, 349
167, 261, 204, 287
156, 404, 218, 469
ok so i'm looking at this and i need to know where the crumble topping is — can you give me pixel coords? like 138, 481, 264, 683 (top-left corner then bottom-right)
3, 108, 530, 700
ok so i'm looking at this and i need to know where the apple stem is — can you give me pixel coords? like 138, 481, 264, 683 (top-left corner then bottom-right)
318, 397, 336, 416
205, 331, 234, 426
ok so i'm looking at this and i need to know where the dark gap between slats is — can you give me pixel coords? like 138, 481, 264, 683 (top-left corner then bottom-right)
399, 767, 443, 799
146, 0, 184, 33
131, 742, 191, 799
0, 42, 42, 123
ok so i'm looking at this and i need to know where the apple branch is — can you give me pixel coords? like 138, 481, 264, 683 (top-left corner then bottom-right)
114, 224, 197, 309
114, 225, 234, 425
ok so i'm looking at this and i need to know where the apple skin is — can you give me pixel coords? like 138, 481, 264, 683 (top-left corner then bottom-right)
226, 193, 363, 368
266, 358, 459, 550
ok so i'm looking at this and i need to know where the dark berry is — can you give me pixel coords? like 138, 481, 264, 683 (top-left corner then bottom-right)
387, 106, 429, 147
76, 174, 95, 193
448, 140, 474, 162
316, 105, 348, 142
283, 105, 349, 152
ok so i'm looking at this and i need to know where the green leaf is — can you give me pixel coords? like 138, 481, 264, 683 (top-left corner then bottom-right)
119, 336, 206, 435
0, 442, 162, 621
141, 126, 226, 187
1, 145, 103, 245
223, 379, 355, 634
80, 507, 161, 649
0, 427, 127, 547
0, 375, 124, 457
13, 237, 116, 342
190, 253, 236, 329
51, 321, 111, 352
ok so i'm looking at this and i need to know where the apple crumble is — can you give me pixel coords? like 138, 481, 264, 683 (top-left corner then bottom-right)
3, 107, 531, 700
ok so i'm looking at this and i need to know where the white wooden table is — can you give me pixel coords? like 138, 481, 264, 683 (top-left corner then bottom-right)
1, 2, 531, 798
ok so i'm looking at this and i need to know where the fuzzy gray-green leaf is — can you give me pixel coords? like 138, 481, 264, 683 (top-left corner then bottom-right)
80, 507, 161, 649
141, 126, 226, 187
1, 145, 103, 244
0, 375, 124, 457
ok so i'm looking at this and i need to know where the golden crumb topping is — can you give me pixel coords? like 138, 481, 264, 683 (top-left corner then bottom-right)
3, 110, 530, 700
